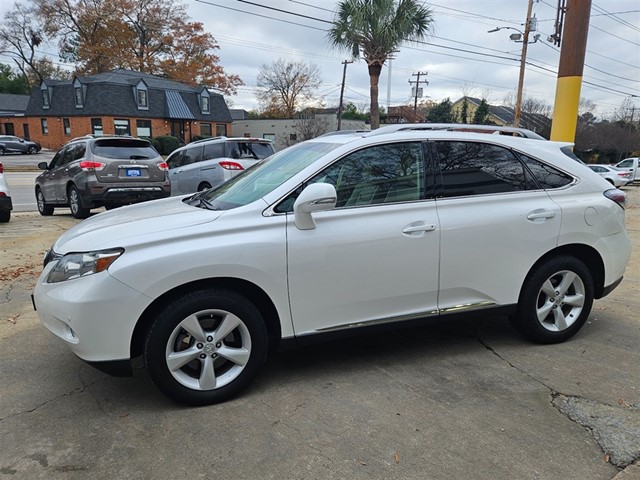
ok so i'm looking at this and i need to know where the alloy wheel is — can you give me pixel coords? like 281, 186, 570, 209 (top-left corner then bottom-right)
536, 269, 585, 332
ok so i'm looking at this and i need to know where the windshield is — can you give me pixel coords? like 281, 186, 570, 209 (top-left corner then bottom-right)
191, 141, 341, 210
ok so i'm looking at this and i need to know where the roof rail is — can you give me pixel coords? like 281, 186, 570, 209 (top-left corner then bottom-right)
318, 129, 371, 138
365, 123, 545, 140
189, 136, 227, 145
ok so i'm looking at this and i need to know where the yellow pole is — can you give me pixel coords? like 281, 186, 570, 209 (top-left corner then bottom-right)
550, 0, 592, 142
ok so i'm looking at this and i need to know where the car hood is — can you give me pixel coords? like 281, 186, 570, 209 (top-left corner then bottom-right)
53, 195, 222, 252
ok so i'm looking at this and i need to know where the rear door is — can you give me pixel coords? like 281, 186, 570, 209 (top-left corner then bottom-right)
432, 141, 563, 311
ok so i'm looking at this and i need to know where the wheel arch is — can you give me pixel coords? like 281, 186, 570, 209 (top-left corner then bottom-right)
131, 277, 283, 358
522, 244, 605, 300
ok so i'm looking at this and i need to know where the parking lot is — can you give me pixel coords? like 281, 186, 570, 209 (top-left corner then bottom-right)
0, 185, 639, 479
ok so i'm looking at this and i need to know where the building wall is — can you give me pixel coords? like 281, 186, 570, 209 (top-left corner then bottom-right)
232, 117, 367, 151
1, 115, 231, 150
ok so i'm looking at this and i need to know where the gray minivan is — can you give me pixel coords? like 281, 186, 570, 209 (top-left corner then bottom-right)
167, 137, 275, 195
35, 136, 171, 218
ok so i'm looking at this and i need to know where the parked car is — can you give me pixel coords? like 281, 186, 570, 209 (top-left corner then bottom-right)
0, 161, 12, 222
587, 164, 633, 187
0, 135, 41, 155
614, 157, 640, 182
167, 137, 275, 195
34, 128, 631, 405
35, 135, 171, 219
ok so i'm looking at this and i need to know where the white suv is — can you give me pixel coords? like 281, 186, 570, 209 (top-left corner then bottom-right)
33, 127, 632, 405
0, 161, 12, 222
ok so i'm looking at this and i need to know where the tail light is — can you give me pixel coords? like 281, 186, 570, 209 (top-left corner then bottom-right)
0, 162, 3, 173
604, 189, 626, 209
80, 161, 106, 171
157, 161, 169, 172
220, 161, 244, 171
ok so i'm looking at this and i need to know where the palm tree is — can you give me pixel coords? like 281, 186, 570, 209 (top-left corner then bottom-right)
328, 0, 434, 129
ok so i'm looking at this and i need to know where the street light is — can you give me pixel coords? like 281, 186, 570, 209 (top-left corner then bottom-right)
488, 0, 539, 128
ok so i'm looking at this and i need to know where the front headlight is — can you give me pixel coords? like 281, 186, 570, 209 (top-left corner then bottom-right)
46, 249, 124, 283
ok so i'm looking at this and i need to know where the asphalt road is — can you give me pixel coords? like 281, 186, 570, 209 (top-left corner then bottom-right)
0, 184, 639, 479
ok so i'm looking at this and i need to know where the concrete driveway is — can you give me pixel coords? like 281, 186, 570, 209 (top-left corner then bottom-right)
1, 189, 639, 479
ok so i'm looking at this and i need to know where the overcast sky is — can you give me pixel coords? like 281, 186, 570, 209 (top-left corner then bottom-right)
1, 0, 638, 119
187, 0, 639, 119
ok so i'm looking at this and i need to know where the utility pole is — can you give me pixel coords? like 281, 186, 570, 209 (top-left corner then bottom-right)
514, 0, 535, 128
337, 60, 353, 131
409, 71, 428, 116
550, 0, 592, 142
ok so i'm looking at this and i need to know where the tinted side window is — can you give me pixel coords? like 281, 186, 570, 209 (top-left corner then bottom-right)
167, 150, 184, 169
307, 142, 424, 209
183, 145, 203, 165
49, 148, 66, 168
203, 142, 225, 160
618, 160, 632, 168
71, 143, 86, 161
435, 142, 532, 197
518, 153, 573, 189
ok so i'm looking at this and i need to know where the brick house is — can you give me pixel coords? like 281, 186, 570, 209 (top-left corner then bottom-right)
17, 69, 232, 150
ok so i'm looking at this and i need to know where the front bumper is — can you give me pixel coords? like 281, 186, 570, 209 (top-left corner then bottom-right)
33, 261, 153, 365
0, 195, 12, 211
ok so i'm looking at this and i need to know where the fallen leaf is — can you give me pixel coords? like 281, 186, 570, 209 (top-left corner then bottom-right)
394, 450, 400, 464
7, 314, 20, 324
604, 453, 610, 463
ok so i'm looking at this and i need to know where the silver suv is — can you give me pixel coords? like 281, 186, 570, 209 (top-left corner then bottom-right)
35, 136, 170, 218
167, 136, 275, 195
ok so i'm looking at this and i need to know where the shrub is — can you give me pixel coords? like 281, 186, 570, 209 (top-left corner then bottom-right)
153, 135, 180, 155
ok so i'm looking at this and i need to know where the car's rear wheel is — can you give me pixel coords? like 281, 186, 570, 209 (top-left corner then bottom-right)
144, 289, 268, 405
512, 255, 594, 344
36, 188, 54, 216
27, 146, 38, 154
68, 185, 90, 219
197, 182, 212, 192
0, 210, 9, 222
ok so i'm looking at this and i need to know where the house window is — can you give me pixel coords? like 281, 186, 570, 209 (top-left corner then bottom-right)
201, 96, 210, 113
41, 118, 48, 135
114, 119, 131, 136
136, 119, 152, 137
137, 89, 148, 108
216, 124, 227, 136
263, 133, 276, 142
200, 123, 212, 137
42, 90, 50, 108
75, 87, 83, 107
63, 118, 71, 135
91, 118, 103, 136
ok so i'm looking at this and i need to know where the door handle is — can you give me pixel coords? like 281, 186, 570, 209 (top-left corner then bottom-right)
527, 210, 556, 220
402, 223, 436, 234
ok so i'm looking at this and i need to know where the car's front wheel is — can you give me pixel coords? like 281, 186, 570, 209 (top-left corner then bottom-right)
36, 188, 54, 216
512, 255, 594, 344
68, 185, 90, 219
197, 182, 212, 192
144, 289, 269, 405
27, 146, 38, 155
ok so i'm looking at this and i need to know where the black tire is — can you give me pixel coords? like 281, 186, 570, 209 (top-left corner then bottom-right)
144, 289, 268, 405
36, 188, 54, 216
0, 210, 9, 222
68, 185, 91, 219
27, 146, 38, 155
197, 182, 212, 192
512, 255, 594, 344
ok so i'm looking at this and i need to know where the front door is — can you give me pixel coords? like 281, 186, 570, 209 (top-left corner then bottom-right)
171, 121, 184, 143
286, 142, 440, 335
23, 124, 30, 140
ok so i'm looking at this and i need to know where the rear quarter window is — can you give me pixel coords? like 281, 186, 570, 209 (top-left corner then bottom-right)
517, 153, 574, 189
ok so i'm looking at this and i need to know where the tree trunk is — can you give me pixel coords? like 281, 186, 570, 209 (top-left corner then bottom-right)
368, 63, 382, 130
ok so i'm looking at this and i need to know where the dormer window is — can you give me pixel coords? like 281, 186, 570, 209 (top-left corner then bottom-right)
42, 90, 50, 108
73, 78, 84, 108
74, 87, 83, 107
135, 80, 149, 110
199, 89, 210, 114
138, 89, 147, 107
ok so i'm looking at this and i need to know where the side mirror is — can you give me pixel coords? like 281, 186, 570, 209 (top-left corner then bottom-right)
293, 183, 337, 230
38, 161, 49, 170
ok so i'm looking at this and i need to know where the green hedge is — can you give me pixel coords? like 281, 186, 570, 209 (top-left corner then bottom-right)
153, 135, 180, 155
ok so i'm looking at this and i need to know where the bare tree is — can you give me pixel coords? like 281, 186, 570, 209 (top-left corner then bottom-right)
279, 116, 330, 148
256, 59, 322, 118
0, 3, 48, 85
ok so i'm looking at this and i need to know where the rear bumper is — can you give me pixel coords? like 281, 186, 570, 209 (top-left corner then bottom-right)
82, 184, 171, 207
